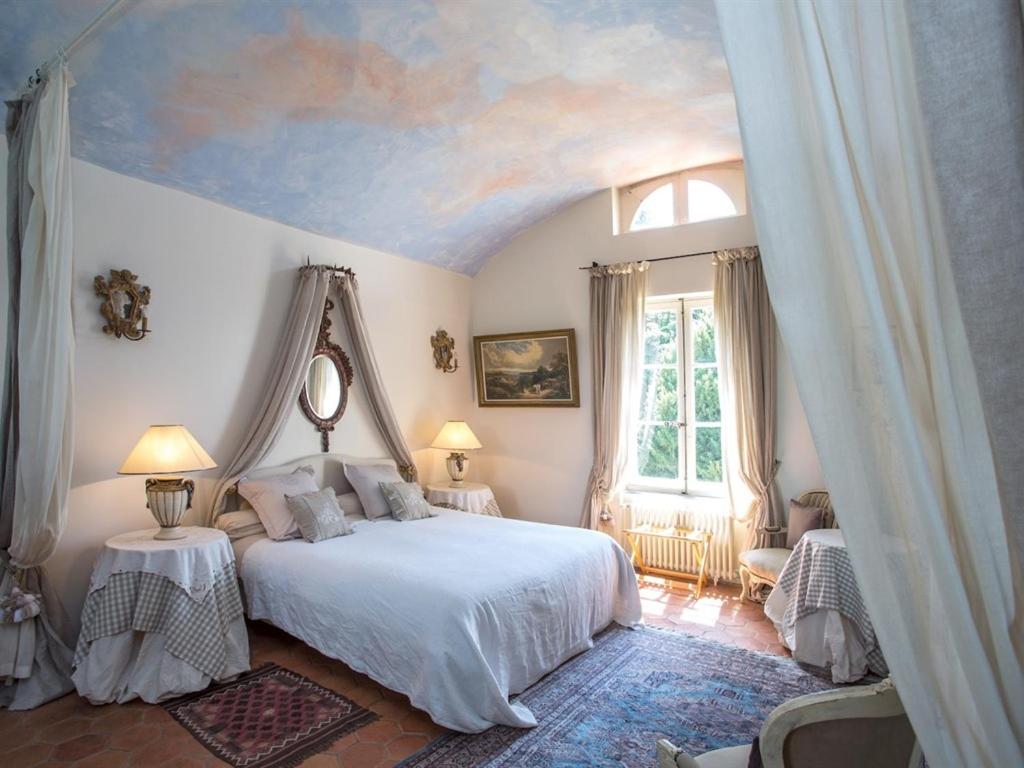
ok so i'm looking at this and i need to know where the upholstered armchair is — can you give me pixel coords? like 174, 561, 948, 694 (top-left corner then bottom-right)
738, 490, 837, 602
656, 678, 921, 768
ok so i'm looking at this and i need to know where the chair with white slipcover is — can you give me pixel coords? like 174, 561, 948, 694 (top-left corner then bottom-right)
656, 678, 921, 768
738, 490, 836, 602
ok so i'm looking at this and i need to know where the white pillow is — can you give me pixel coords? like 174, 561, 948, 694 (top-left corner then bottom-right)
215, 509, 267, 541
336, 491, 366, 521
238, 466, 318, 540
343, 460, 403, 520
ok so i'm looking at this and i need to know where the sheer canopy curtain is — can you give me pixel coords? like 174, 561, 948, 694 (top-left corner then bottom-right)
581, 261, 648, 532
716, 2, 1023, 765
1, 61, 76, 709
713, 247, 784, 549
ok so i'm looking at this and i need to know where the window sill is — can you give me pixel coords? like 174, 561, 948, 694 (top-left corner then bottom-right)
625, 486, 725, 501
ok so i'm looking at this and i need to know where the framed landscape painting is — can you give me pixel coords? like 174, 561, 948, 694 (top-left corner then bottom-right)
474, 329, 580, 407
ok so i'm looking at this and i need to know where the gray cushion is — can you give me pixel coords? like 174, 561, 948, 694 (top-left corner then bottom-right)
787, 498, 825, 548
739, 548, 792, 581
335, 491, 365, 521
379, 481, 436, 521
286, 487, 353, 542
343, 461, 403, 520
695, 745, 752, 768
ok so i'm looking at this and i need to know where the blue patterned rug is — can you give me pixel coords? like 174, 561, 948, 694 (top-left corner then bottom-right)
399, 626, 839, 768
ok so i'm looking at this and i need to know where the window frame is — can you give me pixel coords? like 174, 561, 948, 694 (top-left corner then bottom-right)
629, 293, 724, 497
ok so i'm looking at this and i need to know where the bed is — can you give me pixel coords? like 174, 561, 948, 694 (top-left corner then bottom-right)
224, 455, 642, 733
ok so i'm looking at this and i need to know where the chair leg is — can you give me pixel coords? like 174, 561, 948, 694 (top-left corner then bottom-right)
739, 566, 751, 602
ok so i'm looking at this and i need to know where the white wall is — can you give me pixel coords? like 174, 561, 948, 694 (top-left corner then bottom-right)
470, 189, 823, 527
1, 149, 474, 623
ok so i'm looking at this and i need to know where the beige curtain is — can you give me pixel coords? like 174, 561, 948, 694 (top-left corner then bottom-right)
1, 61, 76, 709
208, 266, 332, 522
581, 261, 648, 531
713, 247, 784, 549
334, 274, 417, 481
716, 1, 1023, 764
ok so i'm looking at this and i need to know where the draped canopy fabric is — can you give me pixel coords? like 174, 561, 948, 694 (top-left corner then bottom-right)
208, 267, 332, 523
715, 1, 1024, 765
333, 274, 417, 482
581, 261, 648, 531
1, 61, 76, 709
208, 267, 418, 523
712, 247, 784, 549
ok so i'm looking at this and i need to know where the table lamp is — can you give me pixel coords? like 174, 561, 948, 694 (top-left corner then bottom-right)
118, 425, 217, 540
431, 420, 482, 487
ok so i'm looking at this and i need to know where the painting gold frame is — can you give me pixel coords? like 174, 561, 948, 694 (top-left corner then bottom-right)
473, 328, 580, 407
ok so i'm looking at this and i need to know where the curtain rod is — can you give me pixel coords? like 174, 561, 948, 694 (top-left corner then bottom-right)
578, 247, 754, 271
20, 0, 131, 95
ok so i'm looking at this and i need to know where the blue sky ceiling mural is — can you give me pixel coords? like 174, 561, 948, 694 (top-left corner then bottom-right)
0, 0, 741, 274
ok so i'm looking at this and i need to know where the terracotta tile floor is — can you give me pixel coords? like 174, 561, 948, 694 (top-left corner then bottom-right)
0, 579, 784, 768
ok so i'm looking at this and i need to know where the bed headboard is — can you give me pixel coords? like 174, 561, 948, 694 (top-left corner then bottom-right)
223, 453, 394, 512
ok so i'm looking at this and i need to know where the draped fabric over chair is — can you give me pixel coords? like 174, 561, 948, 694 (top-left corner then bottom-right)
333, 273, 417, 482
581, 261, 648, 531
208, 267, 332, 522
713, 247, 784, 549
715, 1, 1024, 766
1, 61, 76, 709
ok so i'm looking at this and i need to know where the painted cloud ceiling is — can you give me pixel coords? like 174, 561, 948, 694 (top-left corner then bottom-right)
0, 0, 739, 274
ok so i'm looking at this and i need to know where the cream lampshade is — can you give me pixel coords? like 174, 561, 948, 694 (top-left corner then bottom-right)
431, 420, 482, 487
119, 425, 217, 540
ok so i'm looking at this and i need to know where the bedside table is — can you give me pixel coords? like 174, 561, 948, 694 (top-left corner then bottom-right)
426, 482, 502, 517
72, 527, 250, 704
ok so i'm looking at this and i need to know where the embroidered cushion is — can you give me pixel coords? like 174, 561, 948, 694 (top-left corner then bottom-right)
379, 481, 436, 521
286, 488, 353, 543
343, 460, 404, 520
238, 466, 318, 540
786, 498, 826, 548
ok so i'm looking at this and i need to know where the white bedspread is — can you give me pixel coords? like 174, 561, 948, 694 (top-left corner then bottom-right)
239, 509, 642, 732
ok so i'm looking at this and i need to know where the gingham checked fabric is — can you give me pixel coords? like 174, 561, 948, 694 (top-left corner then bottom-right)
776, 535, 888, 675
75, 561, 243, 678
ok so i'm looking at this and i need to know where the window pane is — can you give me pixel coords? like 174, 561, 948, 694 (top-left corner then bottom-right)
695, 426, 722, 482
691, 307, 716, 363
687, 179, 737, 223
630, 183, 674, 231
694, 367, 720, 422
636, 424, 679, 480
644, 310, 678, 364
639, 368, 679, 421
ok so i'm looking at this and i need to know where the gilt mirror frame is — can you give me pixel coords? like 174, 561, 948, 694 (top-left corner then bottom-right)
299, 298, 354, 451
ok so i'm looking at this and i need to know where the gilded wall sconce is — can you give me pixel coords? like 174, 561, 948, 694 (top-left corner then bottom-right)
431, 329, 458, 373
94, 268, 151, 341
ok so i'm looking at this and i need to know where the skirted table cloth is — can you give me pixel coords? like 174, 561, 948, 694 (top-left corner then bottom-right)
764, 528, 887, 683
72, 527, 250, 704
426, 482, 502, 517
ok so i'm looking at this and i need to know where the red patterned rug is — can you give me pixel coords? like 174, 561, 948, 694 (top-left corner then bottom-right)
162, 663, 378, 768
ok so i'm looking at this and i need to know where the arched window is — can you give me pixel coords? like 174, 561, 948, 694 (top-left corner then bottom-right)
618, 162, 747, 234
687, 179, 737, 223
630, 183, 674, 231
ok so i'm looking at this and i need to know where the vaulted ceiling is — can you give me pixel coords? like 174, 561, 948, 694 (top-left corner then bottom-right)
0, 0, 739, 274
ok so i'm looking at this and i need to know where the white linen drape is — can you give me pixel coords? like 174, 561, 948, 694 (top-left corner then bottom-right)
208, 267, 331, 522
1, 61, 76, 709
581, 262, 648, 532
713, 247, 784, 549
715, 2, 1024, 766
334, 274, 417, 481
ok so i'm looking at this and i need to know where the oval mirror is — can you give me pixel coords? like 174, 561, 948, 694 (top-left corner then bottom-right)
305, 354, 342, 419
299, 299, 354, 452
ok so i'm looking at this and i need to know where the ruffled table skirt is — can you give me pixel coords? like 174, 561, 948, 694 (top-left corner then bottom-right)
72, 616, 249, 704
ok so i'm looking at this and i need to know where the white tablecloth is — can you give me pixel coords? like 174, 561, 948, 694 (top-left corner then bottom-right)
765, 529, 887, 683
88, 527, 235, 600
426, 483, 501, 516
